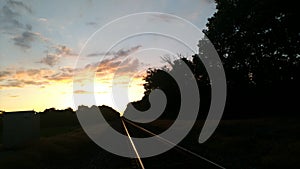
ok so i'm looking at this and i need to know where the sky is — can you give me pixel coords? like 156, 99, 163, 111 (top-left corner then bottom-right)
0, 0, 216, 112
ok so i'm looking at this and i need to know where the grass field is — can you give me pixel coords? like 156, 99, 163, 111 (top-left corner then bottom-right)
0, 113, 299, 169
0, 112, 91, 169
181, 117, 300, 169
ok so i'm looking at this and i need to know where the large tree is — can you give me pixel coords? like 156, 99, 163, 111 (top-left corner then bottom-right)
203, 0, 300, 114
125, 0, 299, 117
126, 56, 211, 119
204, 0, 300, 88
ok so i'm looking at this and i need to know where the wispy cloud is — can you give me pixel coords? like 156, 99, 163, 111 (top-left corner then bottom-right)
149, 13, 177, 23
26, 69, 41, 76
0, 0, 32, 31
116, 58, 140, 74
12, 29, 49, 49
22, 80, 48, 85
0, 78, 49, 89
7, 0, 32, 14
0, 67, 70, 89
37, 18, 48, 22
73, 90, 108, 95
13, 31, 36, 49
82, 46, 143, 83
115, 45, 142, 57
0, 4, 23, 30
85, 57, 140, 76
0, 71, 11, 79
74, 90, 89, 94
39, 53, 60, 67
87, 45, 142, 57
44, 71, 73, 82
86, 21, 98, 27
55, 45, 77, 57
0, 1, 50, 50
0, 59, 143, 89
39, 45, 77, 66
0, 44, 142, 89
9, 95, 19, 98
1, 79, 23, 88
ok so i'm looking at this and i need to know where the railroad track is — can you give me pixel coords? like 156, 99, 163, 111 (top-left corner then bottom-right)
121, 119, 145, 169
82, 117, 226, 169
121, 118, 226, 169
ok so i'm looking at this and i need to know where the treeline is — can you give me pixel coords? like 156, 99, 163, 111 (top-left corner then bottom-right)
40, 105, 120, 126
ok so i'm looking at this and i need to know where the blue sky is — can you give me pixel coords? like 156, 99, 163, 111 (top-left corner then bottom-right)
0, 0, 216, 112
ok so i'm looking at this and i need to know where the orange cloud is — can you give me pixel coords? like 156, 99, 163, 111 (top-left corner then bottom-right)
0, 45, 146, 89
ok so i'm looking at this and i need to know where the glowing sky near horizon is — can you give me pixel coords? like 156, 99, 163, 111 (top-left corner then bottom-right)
0, 0, 216, 112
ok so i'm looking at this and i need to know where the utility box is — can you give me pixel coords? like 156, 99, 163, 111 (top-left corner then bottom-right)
2, 111, 40, 148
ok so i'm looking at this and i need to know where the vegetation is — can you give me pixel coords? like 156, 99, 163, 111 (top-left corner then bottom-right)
203, 0, 299, 115
146, 117, 300, 169
1, 115, 299, 169
126, 0, 300, 118
122, 2, 300, 168
0, 105, 122, 169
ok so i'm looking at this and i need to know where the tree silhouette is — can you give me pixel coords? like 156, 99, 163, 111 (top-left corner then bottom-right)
142, 67, 181, 119
127, 56, 211, 119
203, 0, 300, 115
204, 0, 299, 88
126, 0, 299, 118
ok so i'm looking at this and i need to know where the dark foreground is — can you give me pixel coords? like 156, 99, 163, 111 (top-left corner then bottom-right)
0, 113, 299, 169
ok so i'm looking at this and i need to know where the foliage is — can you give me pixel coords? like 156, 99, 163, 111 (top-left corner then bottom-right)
201, 0, 299, 115
129, 56, 211, 119
204, 0, 300, 88
131, 0, 300, 117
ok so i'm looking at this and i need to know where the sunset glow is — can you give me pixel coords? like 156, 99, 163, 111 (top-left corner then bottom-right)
0, 0, 216, 112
